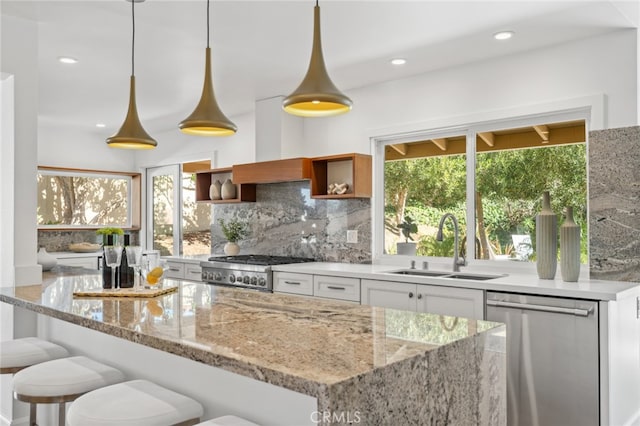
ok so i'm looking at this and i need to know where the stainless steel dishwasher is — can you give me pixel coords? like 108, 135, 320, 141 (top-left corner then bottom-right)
486, 292, 599, 426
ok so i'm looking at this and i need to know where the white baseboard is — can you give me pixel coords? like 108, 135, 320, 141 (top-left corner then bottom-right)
0, 413, 28, 426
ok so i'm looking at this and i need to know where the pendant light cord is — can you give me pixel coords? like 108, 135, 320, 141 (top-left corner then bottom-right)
131, 0, 136, 76
207, 0, 210, 49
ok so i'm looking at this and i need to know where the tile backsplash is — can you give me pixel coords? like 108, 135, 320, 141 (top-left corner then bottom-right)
589, 125, 640, 282
212, 181, 372, 263
37, 230, 139, 252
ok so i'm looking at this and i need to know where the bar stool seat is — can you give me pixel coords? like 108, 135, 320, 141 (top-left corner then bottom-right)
68, 379, 204, 426
0, 337, 69, 374
13, 355, 125, 426
195, 415, 260, 425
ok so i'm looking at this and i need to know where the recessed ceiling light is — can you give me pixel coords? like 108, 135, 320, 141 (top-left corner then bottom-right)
58, 56, 78, 64
493, 31, 514, 41
391, 58, 407, 66
96, 123, 106, 128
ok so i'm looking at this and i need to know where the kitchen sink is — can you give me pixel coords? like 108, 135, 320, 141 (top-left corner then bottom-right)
444, 273, 506, 281
386, 269, 506, 281
388, 270, 451, 277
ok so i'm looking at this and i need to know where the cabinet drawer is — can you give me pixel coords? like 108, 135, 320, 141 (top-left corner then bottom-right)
273, 272, 313, 296
184, 264, 203, 282
314, 275, 360, 302
56, 256, 101, 270
165, 261, 185, 279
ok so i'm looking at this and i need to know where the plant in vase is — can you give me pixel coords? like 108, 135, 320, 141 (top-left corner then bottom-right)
397, 216, 418, 256
218, 219, 248, 255
96, 227, 124, 246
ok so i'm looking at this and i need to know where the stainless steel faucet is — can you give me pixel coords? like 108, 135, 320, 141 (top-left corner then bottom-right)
436, 213, 466, 272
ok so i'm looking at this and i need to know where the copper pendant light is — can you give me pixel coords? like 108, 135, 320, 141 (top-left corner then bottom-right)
283, 0, 352, 117
106, 0, 157, 149
179, 0, 236, 136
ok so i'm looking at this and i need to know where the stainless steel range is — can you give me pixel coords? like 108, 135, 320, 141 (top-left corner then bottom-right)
200, 255, 315, 292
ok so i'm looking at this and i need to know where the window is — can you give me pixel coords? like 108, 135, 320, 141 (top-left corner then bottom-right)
37, 167, 141, 229
147, 162, 211, 256
377, 114, 588, 265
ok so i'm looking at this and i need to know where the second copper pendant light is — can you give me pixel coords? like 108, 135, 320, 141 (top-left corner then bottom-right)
283, 0, 352, 117
179, 0, 237, 136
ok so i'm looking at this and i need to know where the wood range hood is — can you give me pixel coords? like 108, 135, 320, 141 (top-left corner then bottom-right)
232, 157, 311, 184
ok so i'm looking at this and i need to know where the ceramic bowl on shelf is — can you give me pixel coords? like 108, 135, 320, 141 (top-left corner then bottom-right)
69, 243, 102, 253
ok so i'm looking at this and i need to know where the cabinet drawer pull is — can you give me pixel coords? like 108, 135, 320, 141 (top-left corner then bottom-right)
327, 286, 346, 291
284, 281, 301, 285
408, 292, 414, 298
169, 267, 181, 272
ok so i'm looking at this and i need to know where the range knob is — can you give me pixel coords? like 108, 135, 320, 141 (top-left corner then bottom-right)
258, 277, 267, 287
201, 271, 208, 280
214, 273, 223, 282
250, 276, 258, 285
229, 275, 236, 283
243, 276, 250, 284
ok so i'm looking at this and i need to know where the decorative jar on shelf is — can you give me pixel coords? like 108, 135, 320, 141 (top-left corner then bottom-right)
37, 247, 57, 271
535, 191, 557, 279
221, 179, 237, 200
209, 180, 222, 200
560, 206, 581, 282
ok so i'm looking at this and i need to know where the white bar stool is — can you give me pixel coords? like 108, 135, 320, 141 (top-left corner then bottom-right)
12, 355, 125, 426
68, 379, 204, 426
195, 415, 260, 425
0, 337, 69, 374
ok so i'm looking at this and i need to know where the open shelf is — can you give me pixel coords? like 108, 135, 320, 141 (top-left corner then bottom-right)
310, 153, 372, 199
195, 167, 256, 204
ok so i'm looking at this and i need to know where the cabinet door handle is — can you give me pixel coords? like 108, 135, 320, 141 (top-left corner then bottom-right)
284, 281, 301, 285
408, 292, 414, 298
417, 293, 423, 299
327, 286, 345, 291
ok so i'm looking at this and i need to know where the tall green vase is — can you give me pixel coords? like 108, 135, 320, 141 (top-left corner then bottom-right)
536, 191, 557, 279
560, 206, 581, 282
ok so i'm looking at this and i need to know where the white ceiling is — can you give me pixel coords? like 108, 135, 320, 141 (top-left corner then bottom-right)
1, 0, 638, 137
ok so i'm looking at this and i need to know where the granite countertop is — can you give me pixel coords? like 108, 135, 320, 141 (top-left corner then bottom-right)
0, 271, 505, 424
271, 262, 640, 301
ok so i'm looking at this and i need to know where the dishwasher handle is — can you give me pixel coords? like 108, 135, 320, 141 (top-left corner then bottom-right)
486, 299, 592, 317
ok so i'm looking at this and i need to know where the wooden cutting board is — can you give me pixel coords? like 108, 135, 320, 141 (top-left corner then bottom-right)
73, 286, 178, 298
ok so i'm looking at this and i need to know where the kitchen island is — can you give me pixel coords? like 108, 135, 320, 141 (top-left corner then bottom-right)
0, 270, 505, 425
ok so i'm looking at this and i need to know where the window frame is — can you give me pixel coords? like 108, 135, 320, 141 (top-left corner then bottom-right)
372, 108, 590, 271
37, 166, 141, 230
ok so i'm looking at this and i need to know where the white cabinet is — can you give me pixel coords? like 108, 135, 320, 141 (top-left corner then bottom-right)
184, 264, 203, 282
273, 272, 313, 296
54, 253, 102, 270
163, 261, 203, 282
313, 275, 360, 302
600, 290, 640, 425
361, 279, 485, 320
165, 261, 185, 280
274, 273, 361, 302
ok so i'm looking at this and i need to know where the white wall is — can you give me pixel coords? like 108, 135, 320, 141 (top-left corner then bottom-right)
303, 29, 638, 157
134, 111, 255, 169
35, 29, 638, 170
0, 74, 15, 288
1, 15, 41, 286
38, 120, 136, 172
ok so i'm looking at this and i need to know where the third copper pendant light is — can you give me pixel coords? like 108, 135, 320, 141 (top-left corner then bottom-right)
283, 0, 352, 117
